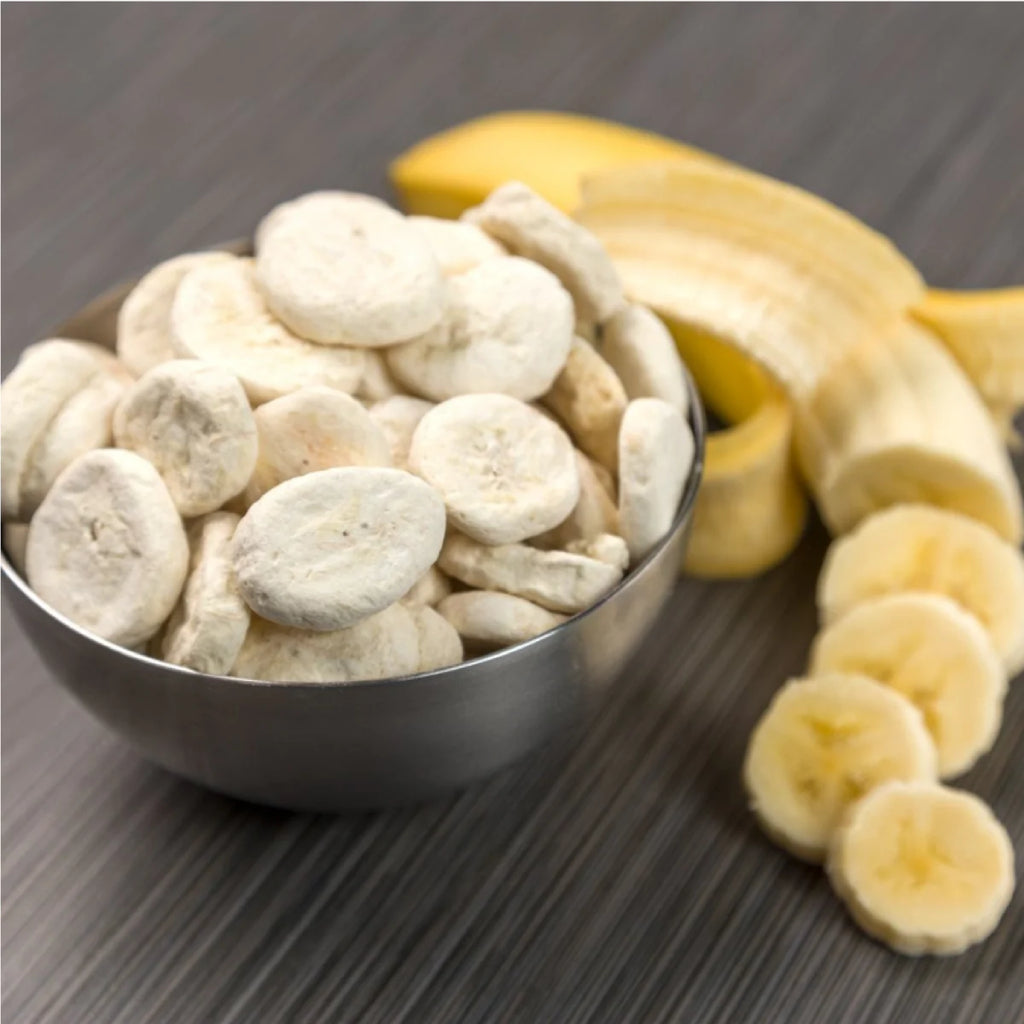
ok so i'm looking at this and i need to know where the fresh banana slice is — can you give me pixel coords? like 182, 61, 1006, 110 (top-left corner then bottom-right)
618, 398, 694, 563
408, 394, 579, 545
232, 604, 420, 683
25, 449, 189, 647
436, 590, 567, 650
386, 256, 575, 403
232, 467, 445, 632
565, 533, 630, 572
400, 565, 453, 607
795, 320, 1022, 544
827, 781, 1015, 956
438, 531, 622, 614
809, 594, 1006, 778
117, 251, 235, 376
355, 351, 404, 402
254, 191, 445, 346
2, 522, 30, 576
170, 256, 365, 404
161, 512, 250, 675
464, 181, 624, 324
368, 395, 434, 471
113, 360, 258, 517
407, 604, 464, 671
744, 674, 938, 862
243, 386, 392, 506
530, 449, 620, 550
818, 504, 1024, 676
407, 215, 506, 275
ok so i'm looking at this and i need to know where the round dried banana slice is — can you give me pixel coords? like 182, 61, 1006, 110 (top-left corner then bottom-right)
369, 395, 434, 470
408, 215, 506, 275
385, 257, 575, 402
117, 251, 235, 377
255, 191, 445, 346
170, 256, 365, 404
437, 590, 567, 649
232, 467, 446, 632
355, 351, 404, 402
408, 394, 579, 545
161, 512, 250, 675
113, 360, 258, 517
408, 604, 464, 671
25, 449, 188, 647
243, 386, 392, 506
618, 398, 694, 563
232, 603, 420, 683
531, 450, 619, 550
401, 565, 453, 607
438, 532, 622, 614
598, 304, 689, 416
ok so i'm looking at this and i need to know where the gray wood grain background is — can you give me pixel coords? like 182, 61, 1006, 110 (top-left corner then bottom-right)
3, 5, 1023, 1022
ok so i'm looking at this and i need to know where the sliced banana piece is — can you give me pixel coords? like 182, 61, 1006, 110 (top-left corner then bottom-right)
809, 594, 1006, 778
408, 394, 579, 545
161, 512, 250, 675
232, 467, 445, 632
818, 504, 1024, 676
113, 360, 258, 517
407, 604, 464, 671
355, 350, 404, 402
408, 215, 506, 275
3, 522, 30, 576
438, 532, 622, 614
386, 256, 574, 402
25, 449, 188, 647
531, 450, 620, 550
232, 603, 420, 683
171, 256, 365, 404
401, 565, 453, 607
436, 590, 567, 649
618, 398, 694, 563
368, 395, 434, 470
463, 181, 624, 323
243, 386, 391, 506
255, 191, 445, 346
597, 303, 688, 415
743, 674, 938, 862
542, 337, 627, 472
828, 781, 1015, 956
117, 251, 235, 376
565, 533, 630, 572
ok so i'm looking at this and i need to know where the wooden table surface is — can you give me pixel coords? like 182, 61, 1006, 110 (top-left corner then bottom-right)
3, 6, 1023, 1022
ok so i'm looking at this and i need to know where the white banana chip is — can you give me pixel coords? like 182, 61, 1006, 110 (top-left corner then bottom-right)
618, 397, 694, 563
255, 191, 445, 346
438, 531, 622, 614
244, 386, 392, 506
436, 590, 567, 649
161, 512, 250, 675
565, 533, 630, 572
25, 449, 188, 647
408, 394, 579, 544
232, 603, 420, 683
386, 256, 575, 402
232, 467, 446, 631
117, 251, 235, 376
355, 351, 404, 402
400, 565, 453, 607
171, 256, 365, 404
531, 450, 620, 550
408, 215, 506, 275
407, 604, 464, 671
369, 395, 434, 470
113, 360, 258, 517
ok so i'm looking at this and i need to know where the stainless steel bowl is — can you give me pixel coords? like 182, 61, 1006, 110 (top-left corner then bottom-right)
1, 252, 706, 811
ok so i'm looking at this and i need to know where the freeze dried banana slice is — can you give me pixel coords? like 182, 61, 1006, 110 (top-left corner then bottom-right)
565, 533, 630, 572
828, 781, 1014, 956
171, 256, 365, 404
117, 251, 235, 376
598, 303, 689, 415
408, 394, 579, 544
618, 398, 694, 563
401, 565, 453, 607
25, 449, 188, 647
542, 337, 627, 471
408, 604, 464, 671
243, 386, 392, 505
161, 512, 250, 675
386, 256, 575, 402
232, 603, 420, 683
355, 351, 404, 402
438, 532, 622, 614
408, 215, 506, 275
369, 395, 435, 470
255, 191, 445, 346
3, 522, 30, 576
531, 450, 619, 550
437, 591, 567, 649
113, 360, 258, 517
232, 467, 446, 631
464, 181, 624, 323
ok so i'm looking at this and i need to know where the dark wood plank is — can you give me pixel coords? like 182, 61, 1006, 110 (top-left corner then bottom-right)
3, 5, 1023, 1023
